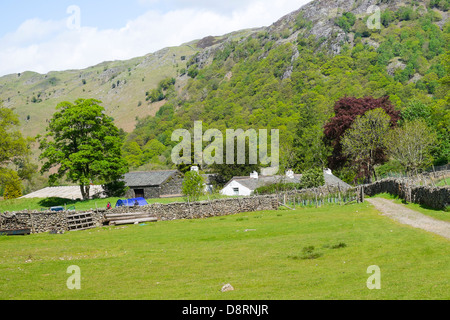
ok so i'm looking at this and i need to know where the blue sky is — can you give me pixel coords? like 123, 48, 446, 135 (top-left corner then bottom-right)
0, 0, 312, 76
1, 1, 152, 33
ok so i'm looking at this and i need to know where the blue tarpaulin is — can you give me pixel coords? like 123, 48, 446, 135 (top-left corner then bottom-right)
115, 198, 148, 207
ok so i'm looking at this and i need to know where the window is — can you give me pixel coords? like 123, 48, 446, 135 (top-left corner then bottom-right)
233, 187, 239, 196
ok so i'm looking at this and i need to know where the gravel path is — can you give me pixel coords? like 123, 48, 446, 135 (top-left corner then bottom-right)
366, 198, 450, 240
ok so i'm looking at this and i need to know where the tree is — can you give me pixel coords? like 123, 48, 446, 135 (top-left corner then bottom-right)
324, 96, 400, 173
294, 124, 331, 172
38, 99, 129, 200
3, 171, 22, 200
182, 170, 205, 202
0, 106, 30, 199
387, 119, 437, 174
300, 168, 325, 189
341, 108, 391, 183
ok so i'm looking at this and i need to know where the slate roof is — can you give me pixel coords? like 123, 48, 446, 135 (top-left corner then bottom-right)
224, 174, 302, 190
323, 172, 352, 189
124, 170, 180, 187
225, 172, 351, 191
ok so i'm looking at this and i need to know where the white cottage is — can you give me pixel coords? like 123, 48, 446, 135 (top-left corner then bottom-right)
220, 169, 351, 196
220, 171, 302, 196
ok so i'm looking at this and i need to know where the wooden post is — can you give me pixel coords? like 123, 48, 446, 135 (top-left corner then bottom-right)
315, 190, 318, 208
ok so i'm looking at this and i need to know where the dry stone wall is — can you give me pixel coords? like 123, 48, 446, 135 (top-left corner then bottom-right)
363, 178, 449, 210
0, 210, 106, 234
0, 195, 279, 234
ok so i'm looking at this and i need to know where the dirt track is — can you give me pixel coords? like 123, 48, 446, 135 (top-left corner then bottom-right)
366, 198, 450, 240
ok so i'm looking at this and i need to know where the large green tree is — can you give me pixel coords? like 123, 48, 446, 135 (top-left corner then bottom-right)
341, 108, 392, 183
38, 99, 129, 200
387, 119, 437, 174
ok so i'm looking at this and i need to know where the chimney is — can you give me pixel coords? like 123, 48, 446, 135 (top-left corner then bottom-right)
250, 171, 258, 179
286, 169, 294, 179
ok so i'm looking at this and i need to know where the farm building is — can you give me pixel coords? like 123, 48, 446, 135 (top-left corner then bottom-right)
220, 169, 351, 196
124, 170, 184, 199
20, 185, 106, 200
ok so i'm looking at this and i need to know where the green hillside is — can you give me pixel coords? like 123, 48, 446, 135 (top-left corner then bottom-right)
0, 45, 198, 139
1, 0, 449, 190
123, 0, 449, 181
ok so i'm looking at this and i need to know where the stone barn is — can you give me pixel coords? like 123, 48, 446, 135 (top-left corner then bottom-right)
124, 170, 184, 199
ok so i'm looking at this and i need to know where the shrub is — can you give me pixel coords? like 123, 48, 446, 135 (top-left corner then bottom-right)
300, 168, 325, 189
182, 170, 205, 202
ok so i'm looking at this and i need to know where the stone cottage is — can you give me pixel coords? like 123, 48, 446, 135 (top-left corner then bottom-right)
124, 170, 184, 199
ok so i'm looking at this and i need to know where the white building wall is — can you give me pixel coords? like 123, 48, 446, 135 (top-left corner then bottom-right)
220, 180, 253, 197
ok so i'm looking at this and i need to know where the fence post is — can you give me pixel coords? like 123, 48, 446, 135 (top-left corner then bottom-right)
315, 189, 318, 208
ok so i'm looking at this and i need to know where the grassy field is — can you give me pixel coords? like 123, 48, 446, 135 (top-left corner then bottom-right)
0, 202, 448, 300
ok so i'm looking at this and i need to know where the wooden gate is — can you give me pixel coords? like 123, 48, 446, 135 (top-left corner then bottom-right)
66, 212, 95, 231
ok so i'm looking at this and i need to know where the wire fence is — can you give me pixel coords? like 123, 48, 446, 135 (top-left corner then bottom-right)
275, 188, 360, 209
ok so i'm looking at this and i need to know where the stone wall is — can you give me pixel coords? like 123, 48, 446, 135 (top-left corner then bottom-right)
362, 178, 449, 210
0, 195, 279, 234
0, 210, 106, 234
111, 195, 279, 220
124, 172, 184, 199
160, 172, 184, 197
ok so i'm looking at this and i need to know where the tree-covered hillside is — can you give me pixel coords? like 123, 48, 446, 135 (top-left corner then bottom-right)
123, 0, 449, 184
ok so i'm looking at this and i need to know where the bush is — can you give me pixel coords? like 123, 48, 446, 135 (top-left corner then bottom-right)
182, 171, 205, 202
3, 173, 22, 200
335, 12, 356, 32
300, 168, 325, 189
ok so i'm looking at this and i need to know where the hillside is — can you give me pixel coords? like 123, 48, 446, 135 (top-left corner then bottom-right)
1, 0, 449, 187
122, 0, 449, 177
0, 28, 259, 139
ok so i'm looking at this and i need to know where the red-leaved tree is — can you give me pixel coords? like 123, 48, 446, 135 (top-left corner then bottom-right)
324, 96, 400, 180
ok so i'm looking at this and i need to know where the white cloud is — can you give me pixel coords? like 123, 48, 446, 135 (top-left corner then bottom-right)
0, 0, 311, 76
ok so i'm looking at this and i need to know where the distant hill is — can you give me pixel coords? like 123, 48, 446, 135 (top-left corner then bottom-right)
0, 28, 258, 140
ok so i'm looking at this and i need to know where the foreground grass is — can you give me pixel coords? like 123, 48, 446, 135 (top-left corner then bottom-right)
373, 193, 450, 222
0, 202, 448, 300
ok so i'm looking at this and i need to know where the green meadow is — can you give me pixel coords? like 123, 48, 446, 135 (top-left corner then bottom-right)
0, 202, 448, 300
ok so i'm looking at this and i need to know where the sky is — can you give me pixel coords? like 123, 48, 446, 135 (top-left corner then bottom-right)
0, 0, 312, 77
